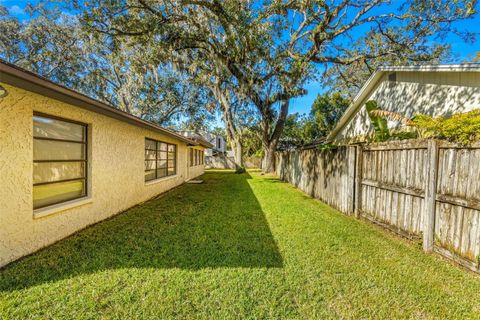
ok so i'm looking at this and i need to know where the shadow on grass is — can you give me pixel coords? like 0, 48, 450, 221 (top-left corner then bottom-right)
0, 171, 283, 292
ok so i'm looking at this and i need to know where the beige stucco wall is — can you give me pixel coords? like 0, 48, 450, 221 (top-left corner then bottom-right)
0, 83, 204, 267
334, 71, 480, 143
187, 146, 205, 180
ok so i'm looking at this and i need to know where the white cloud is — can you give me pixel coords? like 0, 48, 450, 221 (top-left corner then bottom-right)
9, 5, 24, 15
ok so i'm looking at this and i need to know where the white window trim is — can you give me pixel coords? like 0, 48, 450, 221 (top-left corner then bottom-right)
145, 173, 178, 186
33, 196, 93, 219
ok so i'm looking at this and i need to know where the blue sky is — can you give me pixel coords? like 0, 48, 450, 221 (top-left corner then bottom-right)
288, 12, 480, 116
3, 0, 480, 121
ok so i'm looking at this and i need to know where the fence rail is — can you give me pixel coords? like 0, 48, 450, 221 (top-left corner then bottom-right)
276, 139, 480, 272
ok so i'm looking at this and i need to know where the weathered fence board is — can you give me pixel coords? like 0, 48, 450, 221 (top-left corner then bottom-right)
276, 147, 355, 214
433, 145, 480, 270
359, 143, 427, 238
276, 139, 480, 272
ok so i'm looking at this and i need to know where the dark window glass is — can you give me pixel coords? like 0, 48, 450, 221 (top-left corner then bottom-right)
145, 138, 177, 181
33, 113, 87, 209
189, 148, 204, 167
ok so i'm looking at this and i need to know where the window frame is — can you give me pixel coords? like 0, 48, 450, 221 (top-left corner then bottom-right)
189, 148, 204, 167
145, 138, 177, 182
33, 112, 88, 210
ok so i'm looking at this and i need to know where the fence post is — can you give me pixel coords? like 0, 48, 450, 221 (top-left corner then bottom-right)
354, 145, 363, 218
423, 139, 439, 252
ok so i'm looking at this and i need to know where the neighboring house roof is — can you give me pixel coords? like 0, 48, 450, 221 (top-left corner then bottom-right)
326, 64, 480, 142
178, 131, 214, 148
188, 136, 214, 149
0, 59, 198, 146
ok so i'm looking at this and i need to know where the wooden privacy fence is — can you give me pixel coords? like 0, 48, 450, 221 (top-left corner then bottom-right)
276, 139, 480, 272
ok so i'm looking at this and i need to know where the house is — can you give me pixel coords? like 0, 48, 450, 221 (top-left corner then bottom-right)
180, 130, 231, 168
181, 131, 226, 156
179, 131, 214, 171
326, 64, 480, 143
202, 132, 227, 156
0, 60, 211, 268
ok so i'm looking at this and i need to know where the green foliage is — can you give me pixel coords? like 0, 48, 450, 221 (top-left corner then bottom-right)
412, 109, 480, 144
281, 113, 318, 147
278, 93, 350, 148
0, 4, 211, 128
390, 130, 418, 141
310, 92, 350, 137
365, 100, 390, 142
316, 143, 338, 150
474, 52, 480, 62
76, 0, 475, 171
241, 128, 263, 157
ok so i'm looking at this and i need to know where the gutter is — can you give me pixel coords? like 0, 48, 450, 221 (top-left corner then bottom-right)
0, 60, 198, 146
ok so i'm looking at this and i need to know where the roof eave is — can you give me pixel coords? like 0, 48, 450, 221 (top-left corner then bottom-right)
325, 63, 480, 143
378, 64, 480, 72
0, 60, 197, 145
325, 70, 385, 142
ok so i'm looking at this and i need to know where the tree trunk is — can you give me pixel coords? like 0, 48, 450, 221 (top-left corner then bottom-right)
234, 139, 244, 169
262, 144, 276, 173
214, 84, 245, 172
229, 138, 244, 170
261, 99, 289, 173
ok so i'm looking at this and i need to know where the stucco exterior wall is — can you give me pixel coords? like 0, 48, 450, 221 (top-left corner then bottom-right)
187, 163, 205, 180
187, 146, 205, 180
0, 84, 204, 267
334, 71, 480, 143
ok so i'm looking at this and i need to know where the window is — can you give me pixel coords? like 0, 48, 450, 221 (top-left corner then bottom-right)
145, 138, 176, 181
217, 137, 221, 149
33, 113, 87, 209
189, 148, 204, 167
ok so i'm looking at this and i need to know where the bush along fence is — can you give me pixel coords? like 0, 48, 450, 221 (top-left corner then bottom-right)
276, 139, 480, 272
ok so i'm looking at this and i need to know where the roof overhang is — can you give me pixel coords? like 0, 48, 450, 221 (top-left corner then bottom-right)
193, 138, 215, 149
0, 60, 198, 145
326, 63, 480, 142
186, 136, 214, 148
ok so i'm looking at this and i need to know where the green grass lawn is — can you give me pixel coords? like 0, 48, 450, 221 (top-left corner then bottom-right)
2, 170, 480, 319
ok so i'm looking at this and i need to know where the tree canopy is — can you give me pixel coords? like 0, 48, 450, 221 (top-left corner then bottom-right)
0, 4, 211, 128
1, 0, 477, 171
73, 0, 476, 170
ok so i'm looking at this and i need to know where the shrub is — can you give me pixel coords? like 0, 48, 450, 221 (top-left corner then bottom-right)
365, 100, 390, 142
411, 109, 480, 144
